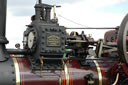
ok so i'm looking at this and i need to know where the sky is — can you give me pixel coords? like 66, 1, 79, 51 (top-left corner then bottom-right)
6, 0, 128, 48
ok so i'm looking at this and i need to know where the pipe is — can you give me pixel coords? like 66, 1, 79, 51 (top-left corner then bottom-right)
7, 49, 30, 54
0, 0, 7, 37
35, 5, 41, 21
112, 73, 119, 85
0, 0, 9, 61
39, 0, 42, 4
45, 7, 51, 22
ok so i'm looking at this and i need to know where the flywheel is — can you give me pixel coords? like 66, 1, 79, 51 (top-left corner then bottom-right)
118, 14, 128, 65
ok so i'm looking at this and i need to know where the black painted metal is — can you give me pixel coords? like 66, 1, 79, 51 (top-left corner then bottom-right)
39, 0, 42, 4
0, 1, 16, 84
0, 0, 7, 37
45, 7, 51, 22
0, 0, 9, 61
7, 49, 30, 54
35, 4, 41, 21
0, 58, 16, 85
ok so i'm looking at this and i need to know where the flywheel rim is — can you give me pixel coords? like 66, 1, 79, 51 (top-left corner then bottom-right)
118, 14, 128, 64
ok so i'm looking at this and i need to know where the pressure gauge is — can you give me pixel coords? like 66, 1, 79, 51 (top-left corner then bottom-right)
28, 32, 35, 49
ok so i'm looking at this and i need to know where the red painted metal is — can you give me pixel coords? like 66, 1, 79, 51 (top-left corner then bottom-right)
12, 56, 122, 85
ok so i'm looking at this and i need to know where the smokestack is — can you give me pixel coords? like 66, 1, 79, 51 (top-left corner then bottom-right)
0, 0, 9, 61
39, 0, 42, 4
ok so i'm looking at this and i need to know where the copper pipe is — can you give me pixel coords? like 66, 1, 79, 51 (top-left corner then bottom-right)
112, 73, 119, 85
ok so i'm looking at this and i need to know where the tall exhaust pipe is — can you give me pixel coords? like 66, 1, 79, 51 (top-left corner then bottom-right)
0, 0, 9, 61
39, 0, 42, 4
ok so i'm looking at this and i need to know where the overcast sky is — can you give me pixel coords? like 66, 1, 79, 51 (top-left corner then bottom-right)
6, 0, 128, 48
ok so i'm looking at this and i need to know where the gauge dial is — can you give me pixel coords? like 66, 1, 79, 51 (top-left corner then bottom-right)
28, 32, 35, 49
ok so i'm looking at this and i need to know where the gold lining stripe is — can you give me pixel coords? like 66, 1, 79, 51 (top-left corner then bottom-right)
93, 60, 102, 85
64, 64, 70, 85
12, 58, 21, 85
59, 77, 62, 85
22, 65, 24, 85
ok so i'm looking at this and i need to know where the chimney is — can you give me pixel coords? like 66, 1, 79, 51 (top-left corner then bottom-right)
0, 0, 9, 61
39, 0, 42, 4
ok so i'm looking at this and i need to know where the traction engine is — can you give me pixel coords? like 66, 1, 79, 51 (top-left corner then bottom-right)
0, 0, 128, 85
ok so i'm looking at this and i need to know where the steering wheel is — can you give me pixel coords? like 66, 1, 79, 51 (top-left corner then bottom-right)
118, 14, 128, 64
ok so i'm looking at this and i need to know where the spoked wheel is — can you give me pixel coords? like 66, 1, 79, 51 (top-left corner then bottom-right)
118, 14, 128, 65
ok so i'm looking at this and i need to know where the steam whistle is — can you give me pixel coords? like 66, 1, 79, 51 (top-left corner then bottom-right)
35, 0, 61, 22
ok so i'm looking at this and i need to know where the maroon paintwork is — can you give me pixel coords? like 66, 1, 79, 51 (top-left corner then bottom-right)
12, 56, 122, 85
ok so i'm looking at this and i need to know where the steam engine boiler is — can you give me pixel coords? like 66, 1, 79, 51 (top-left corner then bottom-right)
0, 0, 128, 85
